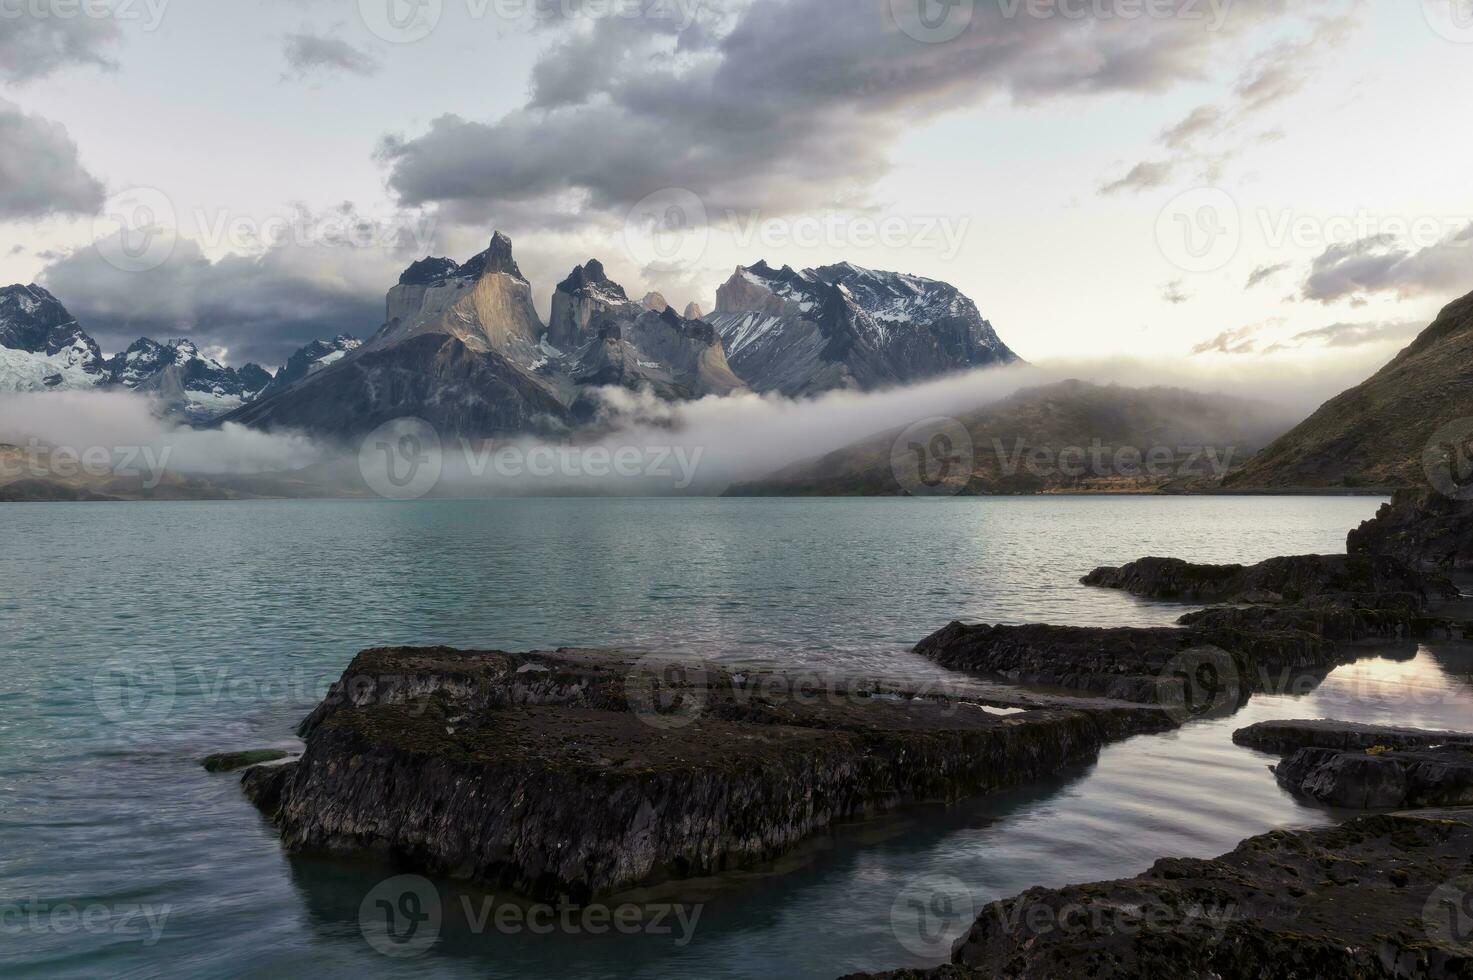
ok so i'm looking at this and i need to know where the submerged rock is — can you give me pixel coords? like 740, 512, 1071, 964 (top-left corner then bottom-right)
244, 647, 1170, 903
843, 809, 1473, 979
201, 749, 288, 773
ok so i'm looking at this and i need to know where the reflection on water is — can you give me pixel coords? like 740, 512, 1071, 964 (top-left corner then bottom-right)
9, 495, 1467, 979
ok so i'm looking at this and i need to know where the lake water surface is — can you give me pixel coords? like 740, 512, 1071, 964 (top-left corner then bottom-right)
5, 497, 1473, 979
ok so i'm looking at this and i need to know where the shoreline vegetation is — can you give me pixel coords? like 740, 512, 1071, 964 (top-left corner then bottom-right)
211, 489, 1473, 977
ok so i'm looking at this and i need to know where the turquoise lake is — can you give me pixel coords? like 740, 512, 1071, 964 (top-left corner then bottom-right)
5, 496, 1473, 979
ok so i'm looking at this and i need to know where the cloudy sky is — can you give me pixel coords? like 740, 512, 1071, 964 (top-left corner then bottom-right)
1, 0, 1470, 371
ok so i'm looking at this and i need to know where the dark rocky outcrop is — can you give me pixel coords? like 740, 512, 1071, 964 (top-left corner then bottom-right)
1082, 553, 1445, 605
843, 809, 1473, 979
1351, 490, 1473, 571
244, 646, 1173, 903
1235, 720, 1473, 755
1235, 720, 1473, 809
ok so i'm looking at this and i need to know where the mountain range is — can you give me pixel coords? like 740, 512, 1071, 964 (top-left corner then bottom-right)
1, 233, 1021, 439
219, 232, 1019, 439
0, 283, 356, 423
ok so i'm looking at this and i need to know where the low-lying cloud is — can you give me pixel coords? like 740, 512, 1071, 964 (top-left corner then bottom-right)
0, 357, 1373, 497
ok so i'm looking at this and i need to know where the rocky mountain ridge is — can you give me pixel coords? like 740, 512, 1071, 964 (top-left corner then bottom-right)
706, 260, 1020, 396
226, 233, 1006, 439
0, 283, 359, 423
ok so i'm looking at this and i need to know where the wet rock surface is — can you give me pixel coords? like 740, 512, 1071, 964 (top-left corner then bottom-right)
1082, 553, 1447, 605
245, 647, 1172, 903
1236, 720, 1473, 809
842, 809, 1473, 979
1350, 490, 1473, 571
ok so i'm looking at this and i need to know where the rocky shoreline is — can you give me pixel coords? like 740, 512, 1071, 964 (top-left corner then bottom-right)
842, 809, 1473, 980
225, 489, 1473, 976
835, 491, 1473, 977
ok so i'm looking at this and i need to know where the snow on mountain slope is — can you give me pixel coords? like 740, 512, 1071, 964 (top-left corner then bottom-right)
707, 261, 1019, 396
0, 284, 109, 391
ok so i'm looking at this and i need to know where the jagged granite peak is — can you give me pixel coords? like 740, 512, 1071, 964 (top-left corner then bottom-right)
227, 232, 562, 438
399, 257, 460, 286
0, 283, 108, 391
683, 302, 704, 320
459, 231, 523, 281
708, 259, 1020, 397
641, 291, 669, 313
547, 260, 641, 354
556, 259, 627, 301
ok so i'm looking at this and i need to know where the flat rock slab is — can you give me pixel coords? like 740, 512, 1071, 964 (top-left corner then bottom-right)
842, 809, 1473, 979
1235, 720, 1473, 809
244, 646, 1173, 903
912, 620, 1343, 716
1235, 720, 1473, 755
1082, 553, 1448, 605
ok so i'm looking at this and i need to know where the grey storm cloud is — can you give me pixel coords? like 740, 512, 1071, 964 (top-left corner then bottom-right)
0, 98, 105, 218
377, 0, 1320, 228
1301, 226, 1473, 304
36, 224, 398, 367
0, 0, 120, 82
281, 31, 381, 80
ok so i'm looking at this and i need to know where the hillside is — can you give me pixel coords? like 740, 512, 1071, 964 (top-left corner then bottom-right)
1225, 288, 1473, 491
724, 380, 1287, 497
